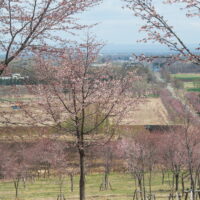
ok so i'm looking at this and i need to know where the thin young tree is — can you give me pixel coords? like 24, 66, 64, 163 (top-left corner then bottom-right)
98, 141, 116, 191
1, 141, 29, 199
122, 134, 149, 200
160, 130, 185, 194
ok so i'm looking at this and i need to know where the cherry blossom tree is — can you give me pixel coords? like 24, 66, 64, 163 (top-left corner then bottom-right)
27, 138, 69, 199
121, 133, 158, 200
99, 143, 114, 191
0, 0, 101, 75
1, 141, 30, 199
185, 92, 200, 114
124, 0, 200, 64
48, 140, 68, 200
180, 121, 200, 200
23, 34, 137, 200
157, 118, 200, 199
159, 130, 185, 193
96, 141, 118, 191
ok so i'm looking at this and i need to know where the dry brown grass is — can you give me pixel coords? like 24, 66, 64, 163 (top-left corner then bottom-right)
0, 96, 170, 129
119, 98, 170, 126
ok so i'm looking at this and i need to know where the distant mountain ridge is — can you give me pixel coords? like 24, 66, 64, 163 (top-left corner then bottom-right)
101, 43, 199, 56
0, 44, 198, 58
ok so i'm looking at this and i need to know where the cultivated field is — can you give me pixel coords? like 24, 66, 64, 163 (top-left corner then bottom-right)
0, 93, 170, 128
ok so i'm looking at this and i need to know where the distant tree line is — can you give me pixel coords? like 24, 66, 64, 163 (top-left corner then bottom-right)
163, 62, 200, 74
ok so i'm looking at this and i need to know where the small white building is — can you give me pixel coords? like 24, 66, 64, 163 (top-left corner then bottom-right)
0, 73, 29, 80
12, 73, 21, 79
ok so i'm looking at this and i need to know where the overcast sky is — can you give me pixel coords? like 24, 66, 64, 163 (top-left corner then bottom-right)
75, 0, 200, 46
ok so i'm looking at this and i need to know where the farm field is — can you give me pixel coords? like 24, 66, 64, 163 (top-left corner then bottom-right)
0, 172, 187, 200
184, 82, 195, 89
172, 73, 200, 81
0, 96, 170, 128
119, 98, 170, 126
183, 82, 200, 92
172, 74, 200, 92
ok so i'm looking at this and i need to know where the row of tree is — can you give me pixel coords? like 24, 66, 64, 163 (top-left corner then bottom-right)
1, 119, 200, 200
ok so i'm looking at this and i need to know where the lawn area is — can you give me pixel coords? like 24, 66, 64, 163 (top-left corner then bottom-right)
172, 73, 200, 81
0, 172, 186, 200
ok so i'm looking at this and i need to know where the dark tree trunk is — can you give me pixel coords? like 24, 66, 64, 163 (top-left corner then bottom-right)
143, 173, 146, 200
104, 173, 108, 189
47, 167, 50, 178
168, 172, 172, 187
100, 172, 112, 191
79, 148, 85, 200
14, 178, 20, 199
22, 177, 26, 189
70, 174, 74, 192
162, 170, 165, 185
37, 171, 40, 179
138, 177, 143, 200
100, 157, 112, 191
189, 169, 195, 200
175, 173, 179, 192
149, 169, 152, 195
198, 174, 200, 190
181, 174, 185, 195
172, 174, 175, 192
57, 175, 65, 200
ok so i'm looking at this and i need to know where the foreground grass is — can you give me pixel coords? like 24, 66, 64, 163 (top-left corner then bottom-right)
0, 172, 181, 200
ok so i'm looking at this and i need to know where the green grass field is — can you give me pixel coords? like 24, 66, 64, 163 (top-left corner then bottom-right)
183, 82, 200, 92
0, 97, 31, 102
0, 172, 188, 200
172, 74, 200, 92
172, 73, 200, 81
187, 88, 200, 92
